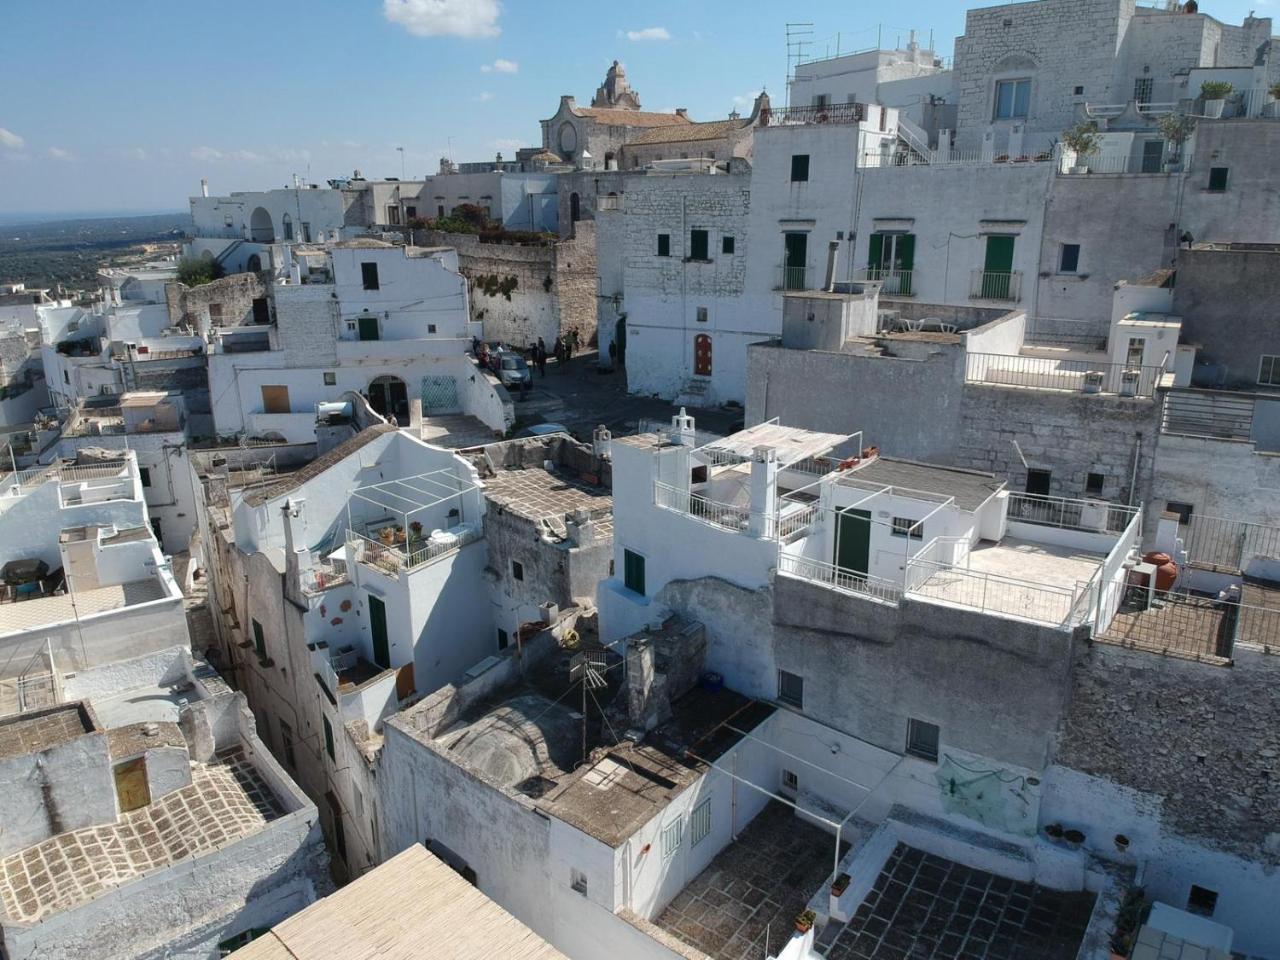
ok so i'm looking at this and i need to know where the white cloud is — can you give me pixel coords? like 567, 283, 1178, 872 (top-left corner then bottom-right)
473, 91, 494, 102
0, 127, 24, 149
480, 57, 518, 73
190, 146, 311, 164
383, 0, 499, 38
624, 26, 670, 41
493, 138, 524, 151
732, 89, 763, 109
47, 146, 74, 160
124, 147, 149, 161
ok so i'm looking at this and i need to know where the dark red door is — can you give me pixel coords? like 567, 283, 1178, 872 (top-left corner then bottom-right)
694, 334, 712, 376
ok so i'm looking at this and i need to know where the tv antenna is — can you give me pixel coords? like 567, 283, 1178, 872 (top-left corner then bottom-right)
785, 22, 815, 109
570, 642, 608, 766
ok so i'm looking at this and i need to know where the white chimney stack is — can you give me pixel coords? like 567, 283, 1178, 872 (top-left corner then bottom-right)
200, 178, 209, 198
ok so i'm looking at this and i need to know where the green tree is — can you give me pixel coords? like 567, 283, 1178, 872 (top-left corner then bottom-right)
176, 256, 224, 287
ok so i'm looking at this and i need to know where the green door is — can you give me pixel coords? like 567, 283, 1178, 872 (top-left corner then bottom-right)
368, 595, 390, 668
982, 235, 1015, 298
783, 233, 808, 290
358, 315, 380, 341
834, 508, 872, 580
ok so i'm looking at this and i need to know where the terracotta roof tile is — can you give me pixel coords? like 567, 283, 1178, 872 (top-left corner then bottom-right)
573, 107, 693, 127
624, 118, 750, 145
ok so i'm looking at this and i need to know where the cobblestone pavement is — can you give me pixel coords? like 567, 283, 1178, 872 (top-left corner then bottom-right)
0, 750, 281, 923
655, 802, 846, 960
826, 844, 1096, 960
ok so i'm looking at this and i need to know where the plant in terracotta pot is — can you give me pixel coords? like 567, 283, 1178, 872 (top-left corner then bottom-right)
1200, 80, 1233, 118
378, 526, 396, 546
1109, 886, 1150, 959
794, 909, 816, 934
831, 873, 851, 897
409, 520, 424, 538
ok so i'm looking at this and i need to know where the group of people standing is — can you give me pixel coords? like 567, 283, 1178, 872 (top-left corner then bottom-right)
529, 330, 580, 376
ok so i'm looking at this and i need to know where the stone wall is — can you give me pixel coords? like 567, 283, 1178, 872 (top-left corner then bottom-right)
416, 228, 597, 349
165, 272, 270, 333
1057, 640, 1280, 863
955, 383, 1162, 508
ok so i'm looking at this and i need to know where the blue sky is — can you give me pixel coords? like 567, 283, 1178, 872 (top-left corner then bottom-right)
0, 0, 1268, 218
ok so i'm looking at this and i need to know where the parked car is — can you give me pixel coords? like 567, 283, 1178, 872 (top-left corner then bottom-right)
495, 351, 532, 390
514, 422, 570, 439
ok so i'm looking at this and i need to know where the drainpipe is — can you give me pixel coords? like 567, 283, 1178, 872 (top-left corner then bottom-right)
1128, 432, 1142, 507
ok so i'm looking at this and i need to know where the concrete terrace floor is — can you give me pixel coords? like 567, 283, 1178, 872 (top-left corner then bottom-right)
654, 802, 849, 960
825, 844, 1095, 960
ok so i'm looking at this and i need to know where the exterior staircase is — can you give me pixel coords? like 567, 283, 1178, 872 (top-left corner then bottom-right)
674, 377, 712, 408
896, 115, 934, 164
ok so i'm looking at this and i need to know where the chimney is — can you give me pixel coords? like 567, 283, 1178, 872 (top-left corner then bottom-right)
408, 396, 423, 432
671, 407, 696, 447
200, 178, 209, 198
281, 498, 309, 604
566, 508, 597, 547
627, 636, 658, 730
748, 445, 779, 537
824, 240, 841, 292
592, 424, 612, 459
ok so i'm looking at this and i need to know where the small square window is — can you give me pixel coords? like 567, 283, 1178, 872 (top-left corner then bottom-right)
1208, 167, 1229, 192
890, 517, 923, 540
696, 306, 708, 323
1073, 85, 1084, 96
778, 669, 804, 708
1026, 468, 1052, 496
1187, 884, 1218, 917
1059, 243, 1081, 274
427, 323, 437, 334
994, 78, 1031, 120
790, 154, 810, 182
512, 560, 524, 581
781, 769, 799, 792
722, 236, 735, 255
906, 718, 940, 762
1258, 355, 1280, 386
657, 233, 671, 257
689, 229, 709, 260
1086, 472, 1105, 497
570, 868, 588, 895
323, 372, 336, 386
1166, 501, 1194, 526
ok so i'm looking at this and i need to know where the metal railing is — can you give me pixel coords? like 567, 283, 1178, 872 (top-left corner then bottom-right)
1006, 492, 1140, 535
778, 265, 810, 292
776, 503, 820, 542
856, 267, 915, 296
969, 270, 1022, 302
655, 480, 755, 534
1161, 390, 1255, 441
1098, 587, 1269, 663
861, 148, 1056, 169
778, 552, 902, 605
1183, 514, 1280, 573
904, 556, 1084, 627
766, 102, 867, 126
301, 556, 350, 594
347, 524, 483, 576
965, 353, 1166, 398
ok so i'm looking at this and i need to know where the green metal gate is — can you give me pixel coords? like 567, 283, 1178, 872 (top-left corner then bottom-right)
420, 376, 460, 413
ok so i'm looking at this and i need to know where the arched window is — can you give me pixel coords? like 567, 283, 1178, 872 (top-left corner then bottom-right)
281, 212, 293, 241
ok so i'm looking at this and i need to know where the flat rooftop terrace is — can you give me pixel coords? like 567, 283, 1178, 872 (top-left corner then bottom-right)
483, 463, 613, 536
825, 844, 1096, 960
0, 749, 281, 925
0, 578, 168, 637
0, 703, 93, 760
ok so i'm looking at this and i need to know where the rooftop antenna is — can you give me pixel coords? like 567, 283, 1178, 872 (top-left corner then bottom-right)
569, 641, 607, 768
785, 22, 814, 109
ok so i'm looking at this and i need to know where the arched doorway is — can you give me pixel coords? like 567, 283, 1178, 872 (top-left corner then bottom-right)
694, 334, 712, 376
249, 206, 275, 243
246, 254, 262, 272
368, 375, 409, 425
570, 192, 581, 223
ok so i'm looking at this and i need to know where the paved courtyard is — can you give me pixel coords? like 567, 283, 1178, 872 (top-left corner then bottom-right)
0, 749, 281, 923
826, 844, 1096, 960
654, 802, 847, 960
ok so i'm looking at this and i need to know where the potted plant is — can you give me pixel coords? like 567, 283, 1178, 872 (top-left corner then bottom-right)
1061, 121, 1101, 173
831, 873, 851, 897
1109, 886, 1150, 959
1265, 81, 1280, 119
1114, 833, 1131, 853
1157, 113, 1196, 172
1044, 822, 1065, 840
1200, 80, 1233, 118
409, 520, 424, 542
1063, 828, 1086, 849
794, 909, 817, 934
377, 526, 395, 546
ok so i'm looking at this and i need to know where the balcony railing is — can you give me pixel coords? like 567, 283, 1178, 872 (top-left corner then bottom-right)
969, 270, 1022, 302
904, 555, 1087, 627
766, 102, 867, 126
1005, 492, 1140, 535
778, 265, 810, 292
301, 556, 351, 594
778, 552, 902, 605
856, 267, 915, 297
347, 524, 482, 576
1160, 390, 1255, 441
965, 353, 1166, 398
654, 480, 810, 541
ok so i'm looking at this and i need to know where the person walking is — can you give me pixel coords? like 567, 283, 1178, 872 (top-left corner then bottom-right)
553, 335, 565, 370
536, 337, 547, 377
608, 338, 618, 370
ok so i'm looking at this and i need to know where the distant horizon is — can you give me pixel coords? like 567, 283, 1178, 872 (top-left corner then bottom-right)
0, 209, 186, 226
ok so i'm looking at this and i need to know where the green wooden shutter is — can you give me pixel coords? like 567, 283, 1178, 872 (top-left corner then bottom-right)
984, 235, 1015, 273
867, 233, 884, 269
897, 234, 916, 271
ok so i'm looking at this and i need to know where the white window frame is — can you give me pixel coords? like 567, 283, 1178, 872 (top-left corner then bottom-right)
778, 669, 804, 708
1258, 355, 1280, 386
890, 517, 923, 540
993, 78, 1031, 120
661, 819, 683, 859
